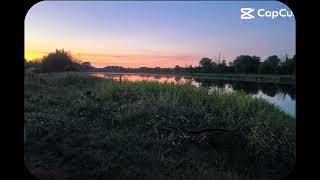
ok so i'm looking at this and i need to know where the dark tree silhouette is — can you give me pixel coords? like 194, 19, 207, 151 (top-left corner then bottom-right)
199, 57, 213, 73
233, 55, 261, 74
259, 55, 281, 74
25, 49, 295, 76
38, 49, 82, 72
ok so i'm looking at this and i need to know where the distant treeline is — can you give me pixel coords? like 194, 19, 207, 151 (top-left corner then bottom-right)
98, 55, 295, 75
25, 49, 296, 75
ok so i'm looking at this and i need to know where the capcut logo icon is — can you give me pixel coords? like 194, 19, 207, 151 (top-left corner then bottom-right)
241, 8, 255, 19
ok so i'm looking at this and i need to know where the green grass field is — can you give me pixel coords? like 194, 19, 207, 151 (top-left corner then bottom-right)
24, 73, 296, 180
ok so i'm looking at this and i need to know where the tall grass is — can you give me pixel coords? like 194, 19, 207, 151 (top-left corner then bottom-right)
24, 73, 295, 180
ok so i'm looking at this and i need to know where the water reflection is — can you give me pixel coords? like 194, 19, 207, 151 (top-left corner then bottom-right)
195, 78, 296, 100
91, 73, 296, 117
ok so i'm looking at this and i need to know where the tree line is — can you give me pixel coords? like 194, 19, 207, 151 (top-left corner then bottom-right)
97, 55, 295, 75
25, 49, 295, 75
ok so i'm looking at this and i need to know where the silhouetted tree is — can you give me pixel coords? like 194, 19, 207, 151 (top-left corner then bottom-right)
38, 49, 82, 72
217, 59, 227, 73
199, 57, 214, 73
186, 65, 194, 73
174, 65, 182, 73
259, 55, 281, 74
233, 55, 261, 74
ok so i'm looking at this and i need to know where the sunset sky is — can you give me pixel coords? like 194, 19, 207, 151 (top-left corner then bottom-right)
25, 1, 295, 68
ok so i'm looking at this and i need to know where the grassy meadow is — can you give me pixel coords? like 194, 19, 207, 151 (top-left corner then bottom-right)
24, 73, 295, 180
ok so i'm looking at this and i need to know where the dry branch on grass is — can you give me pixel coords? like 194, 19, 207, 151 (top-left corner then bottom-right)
159, 127, 246, 147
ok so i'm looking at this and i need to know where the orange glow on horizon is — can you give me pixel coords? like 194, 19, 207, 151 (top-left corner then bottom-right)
25, 52, 47, 61
25, 50, 200, 68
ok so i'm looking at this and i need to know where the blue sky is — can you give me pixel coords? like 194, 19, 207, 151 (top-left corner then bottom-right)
25, 1, 295, 68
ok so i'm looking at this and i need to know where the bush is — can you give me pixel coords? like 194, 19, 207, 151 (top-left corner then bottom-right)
37, 49, 83, 73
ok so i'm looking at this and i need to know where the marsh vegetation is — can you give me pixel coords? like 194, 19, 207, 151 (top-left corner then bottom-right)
24, 73, 295, 180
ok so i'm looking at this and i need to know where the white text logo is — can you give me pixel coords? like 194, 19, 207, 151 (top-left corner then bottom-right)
241, 8, 294, 20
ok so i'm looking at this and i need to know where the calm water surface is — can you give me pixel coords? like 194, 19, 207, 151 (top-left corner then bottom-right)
91, 73, 296, 118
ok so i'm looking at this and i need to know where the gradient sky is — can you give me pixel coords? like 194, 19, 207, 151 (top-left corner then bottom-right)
25, 1, 295, 68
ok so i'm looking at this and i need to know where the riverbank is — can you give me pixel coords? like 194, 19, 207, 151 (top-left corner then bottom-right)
25, 71, 296, 85
91, 72, 296, 85
24, 73, 295, 179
